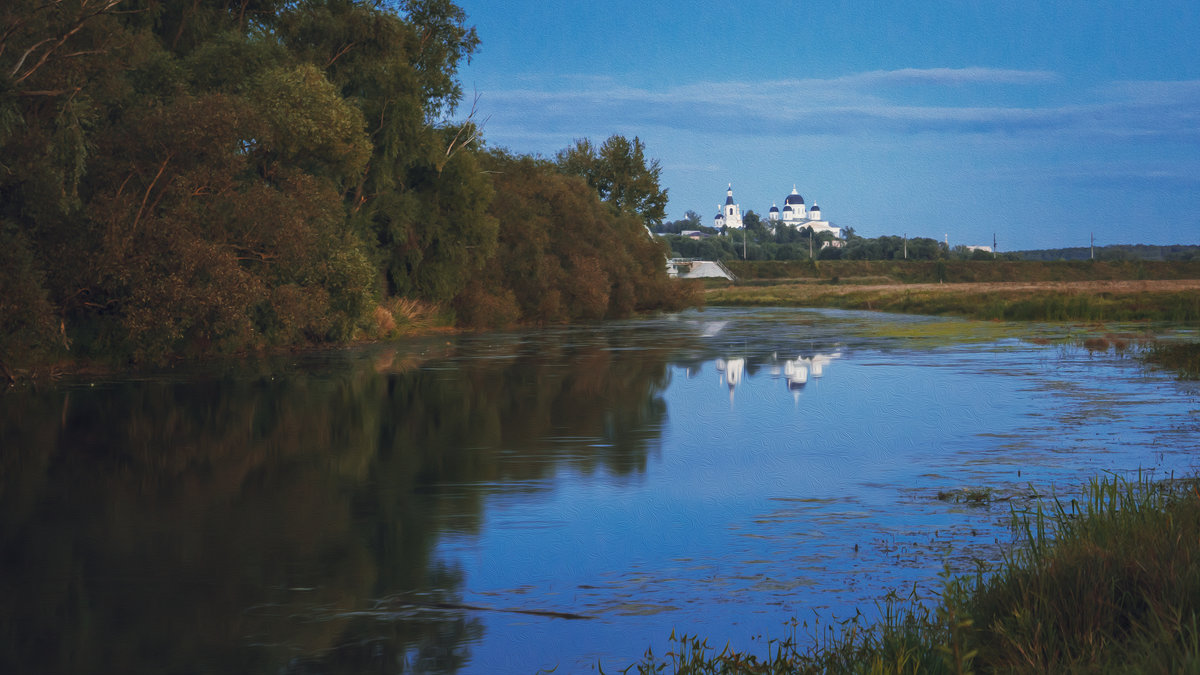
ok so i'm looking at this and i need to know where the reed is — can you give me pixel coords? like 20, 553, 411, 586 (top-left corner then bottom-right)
1142, 341, 1200, 379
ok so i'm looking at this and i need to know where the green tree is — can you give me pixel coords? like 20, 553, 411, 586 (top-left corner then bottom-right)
556, 134, 668, 226
743, 210, 769, 242
455, 150, 692, 328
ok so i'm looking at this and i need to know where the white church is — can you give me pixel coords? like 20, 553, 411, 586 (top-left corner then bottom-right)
714, 184, 841, 239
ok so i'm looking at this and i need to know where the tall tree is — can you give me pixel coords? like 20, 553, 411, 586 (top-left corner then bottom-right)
556, 134, 668, 226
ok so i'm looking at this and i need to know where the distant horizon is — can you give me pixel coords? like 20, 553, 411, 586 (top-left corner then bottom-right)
453, 1, 1200, 250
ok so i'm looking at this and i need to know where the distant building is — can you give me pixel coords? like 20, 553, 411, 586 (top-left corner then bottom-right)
713, 184, 743, 230
770, 186, 840, 239
715, 183, 842, 240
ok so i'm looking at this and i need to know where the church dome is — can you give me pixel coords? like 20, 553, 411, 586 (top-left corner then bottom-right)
769, 204, 779, 213
784, 190, 805, 206
782, 205, 792, 212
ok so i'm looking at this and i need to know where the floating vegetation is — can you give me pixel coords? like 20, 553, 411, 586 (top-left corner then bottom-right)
936, 487, 994, 505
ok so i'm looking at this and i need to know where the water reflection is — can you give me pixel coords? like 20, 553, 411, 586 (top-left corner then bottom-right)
715, 350, 843, 401
0, 326, 680, 674
1, 309, 1197, 674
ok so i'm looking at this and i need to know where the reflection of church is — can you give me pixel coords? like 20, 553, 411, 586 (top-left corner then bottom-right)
716, 351, 842, 402
714, 184, 841, 240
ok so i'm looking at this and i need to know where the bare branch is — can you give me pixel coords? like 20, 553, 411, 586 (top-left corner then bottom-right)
10, 0, 122, 85
130, 154, 173, 236
15, 86, 83, 97
435, 90, 488, 171
324, 41, 357, 69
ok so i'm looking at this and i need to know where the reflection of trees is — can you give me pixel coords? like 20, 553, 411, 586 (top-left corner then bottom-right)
0, 329, 673, 674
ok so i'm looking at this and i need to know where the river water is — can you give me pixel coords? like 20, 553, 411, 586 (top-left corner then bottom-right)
2, 308, 1197, 673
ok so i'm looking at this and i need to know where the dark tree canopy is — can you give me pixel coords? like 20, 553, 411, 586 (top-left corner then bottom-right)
0, 0, 691, 371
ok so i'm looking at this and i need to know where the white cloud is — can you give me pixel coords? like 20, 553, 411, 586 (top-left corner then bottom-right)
472, 69, 1200, 146
833, 67, 1061, 86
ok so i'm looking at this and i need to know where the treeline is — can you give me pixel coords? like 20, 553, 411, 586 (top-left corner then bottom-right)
728, 258, 1200, 283
661, 219, 953, 262
0, 0, 695, 372
1015, 244, 1200, 262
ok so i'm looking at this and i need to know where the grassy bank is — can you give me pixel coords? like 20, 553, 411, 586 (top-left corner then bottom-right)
623, 473, 1200, 673
726, 259, 1200, 284
706, 280, 1200, 323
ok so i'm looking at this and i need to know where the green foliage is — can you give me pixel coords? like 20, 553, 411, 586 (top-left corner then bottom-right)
455, 151, 697, 328
252, 64, 371, 188
0, 223, 61, 373
0, 0, 695, 369
0, 0, 495, 366
557, 134, 669, 226
1016, 244, 1200, 262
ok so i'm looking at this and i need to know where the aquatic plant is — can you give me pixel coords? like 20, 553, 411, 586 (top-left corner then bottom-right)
1141, 341, 1200, 379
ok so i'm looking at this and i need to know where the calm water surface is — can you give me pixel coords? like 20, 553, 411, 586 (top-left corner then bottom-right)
2, 308, 1198, 673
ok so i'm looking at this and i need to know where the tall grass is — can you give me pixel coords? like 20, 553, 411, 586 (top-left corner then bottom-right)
1142, 342, 1200, 379
621, 474, 1200, 674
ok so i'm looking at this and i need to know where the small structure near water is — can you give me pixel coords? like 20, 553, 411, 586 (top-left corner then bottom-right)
667, 258, 737, 281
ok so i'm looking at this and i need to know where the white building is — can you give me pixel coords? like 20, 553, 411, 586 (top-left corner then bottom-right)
713, 183, 842, 240
770, 186, 840, 239
713, 184, 743, 230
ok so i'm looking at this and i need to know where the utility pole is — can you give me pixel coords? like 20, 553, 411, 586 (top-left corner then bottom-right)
993, 233, 997, 260
1091, 233, 1095, 260
904, 233, 907, 260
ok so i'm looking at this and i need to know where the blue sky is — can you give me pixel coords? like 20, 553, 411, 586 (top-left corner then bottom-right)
451, 1, 1200, 250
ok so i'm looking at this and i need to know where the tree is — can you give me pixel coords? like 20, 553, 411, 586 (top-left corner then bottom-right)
743, 210, 769, 242
556, 134, 668, 226
454, 149, 694, 328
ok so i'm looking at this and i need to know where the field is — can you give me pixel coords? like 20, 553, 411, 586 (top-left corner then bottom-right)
726, 259, 1200, 284
707, 272, 1200, 323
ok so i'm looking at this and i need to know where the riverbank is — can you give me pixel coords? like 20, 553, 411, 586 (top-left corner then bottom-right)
626, 472, 1200, 673
706, 279, 1200, 323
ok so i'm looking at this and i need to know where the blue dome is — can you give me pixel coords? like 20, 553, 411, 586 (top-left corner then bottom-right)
784, 193, 805, 206
769, 204, 779, 212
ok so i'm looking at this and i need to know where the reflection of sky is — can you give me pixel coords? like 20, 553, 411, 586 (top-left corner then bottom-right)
430, 308, 1200, 673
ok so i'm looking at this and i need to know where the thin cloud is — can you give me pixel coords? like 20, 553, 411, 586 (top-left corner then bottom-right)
473, 70, 1200, 144
835, 67, 1061, 86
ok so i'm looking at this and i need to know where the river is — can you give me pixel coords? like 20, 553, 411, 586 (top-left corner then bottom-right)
1, 308, 1197, 673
